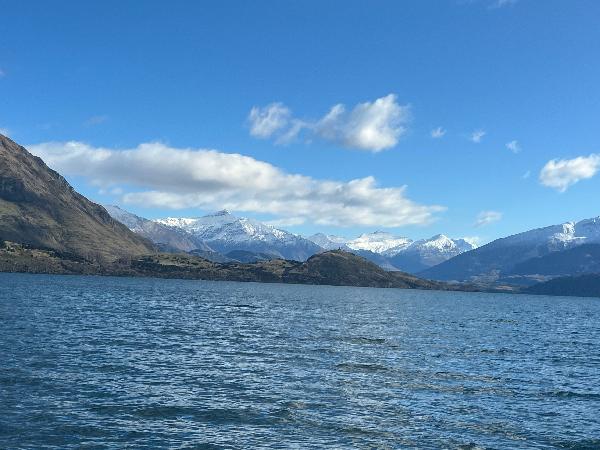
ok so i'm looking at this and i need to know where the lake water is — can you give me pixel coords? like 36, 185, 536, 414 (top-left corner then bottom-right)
1, 273, 599, 449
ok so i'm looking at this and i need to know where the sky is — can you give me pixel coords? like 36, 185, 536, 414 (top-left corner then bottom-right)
1, 0, 600, 244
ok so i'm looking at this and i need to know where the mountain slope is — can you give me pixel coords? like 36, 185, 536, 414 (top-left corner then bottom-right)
524, 274, 600, 298
0, 134, 153, 261
422, 219, 600, 282
105, 205, 213, 252
509, 243, 600, 277
156, 210, 322, 261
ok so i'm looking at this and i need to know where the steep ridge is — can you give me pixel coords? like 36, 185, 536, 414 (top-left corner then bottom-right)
0, 134, 153, 261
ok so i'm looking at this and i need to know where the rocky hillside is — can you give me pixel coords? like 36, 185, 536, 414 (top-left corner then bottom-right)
0, 134, 154, 261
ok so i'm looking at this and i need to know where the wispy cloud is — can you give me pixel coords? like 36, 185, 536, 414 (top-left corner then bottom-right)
0, 127, 10, 137
28, 141, 445, 228
506, 140, 521, 154
247, 94, 410, 152
247, 103, 291, 138
522, 170, 531, 179
470, 129, 486, 143
84, 115, 109, 127
475, 210, 502, 227
430, 127, 446, 139
490, 0, 518, 8
539, 154, 600, 192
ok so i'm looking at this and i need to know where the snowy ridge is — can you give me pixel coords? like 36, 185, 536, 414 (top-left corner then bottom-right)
155, 210, 321, 261
347, 231, 412, 254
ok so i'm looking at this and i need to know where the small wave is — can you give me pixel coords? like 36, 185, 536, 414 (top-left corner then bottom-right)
335, 362, 390, 373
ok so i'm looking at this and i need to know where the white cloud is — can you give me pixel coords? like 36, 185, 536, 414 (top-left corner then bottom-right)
475, 210, 502, 227
470, 130, 486, 143
248, 103, 292, 138
506, 140, 521, 153
539, 154, 600, 192
28, 141, 445, 228
430, 127, 446, 139
248, 94, 410, 152
0, 127, 10, 137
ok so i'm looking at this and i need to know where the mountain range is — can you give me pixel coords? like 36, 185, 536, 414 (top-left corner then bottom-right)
104, 206, 478, 271
307, 231, 476, 272
155, 210, 322, 261
0, 133, 455, 290
422, 218, 600, 284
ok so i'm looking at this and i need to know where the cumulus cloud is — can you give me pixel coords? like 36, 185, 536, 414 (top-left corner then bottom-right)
247, 94, 410, 152
506, 140, 521, 153
539, 154, 600, 192
430, 127, 446, 139
475, 210, 502, 227
28, 141, 445, 227
470, 130, 486, 143
247, 103, 292, 138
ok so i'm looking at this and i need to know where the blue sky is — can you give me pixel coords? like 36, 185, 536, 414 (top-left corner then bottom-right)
1, 0, 600, 243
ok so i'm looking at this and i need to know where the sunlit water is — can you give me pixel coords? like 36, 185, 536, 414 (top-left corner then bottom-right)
1, 273, 599, 449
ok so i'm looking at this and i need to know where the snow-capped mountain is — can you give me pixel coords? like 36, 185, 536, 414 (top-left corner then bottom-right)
307, 233, 351, 251
387, 234, 477, 273
155, 210, 322, 261
306, 231, 476, 273
347, 231, 412, 254
105, 205, 213, 252
422, 217, 600, 282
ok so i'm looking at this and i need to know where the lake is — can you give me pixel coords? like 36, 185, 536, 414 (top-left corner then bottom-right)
1, 273, 599, 449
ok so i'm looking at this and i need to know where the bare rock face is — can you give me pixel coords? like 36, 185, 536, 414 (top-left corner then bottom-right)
0, 133, 154, 262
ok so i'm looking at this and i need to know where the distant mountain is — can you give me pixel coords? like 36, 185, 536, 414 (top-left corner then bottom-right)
306, 231, 475, 273
0, 134, 153, 261
105, 205, 213, 253
525, 273, 600, 298
156, 210, 322, 261
388, 235, 476, 273
348, 231, 412, 254
307, 233, 351, 251
422, 219, 600, 282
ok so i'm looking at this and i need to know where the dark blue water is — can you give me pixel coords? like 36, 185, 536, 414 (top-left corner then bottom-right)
1, 273, 599, 449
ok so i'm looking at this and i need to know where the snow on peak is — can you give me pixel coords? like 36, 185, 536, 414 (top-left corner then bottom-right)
307, 233, 350, 250
347, 231, 412, 254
